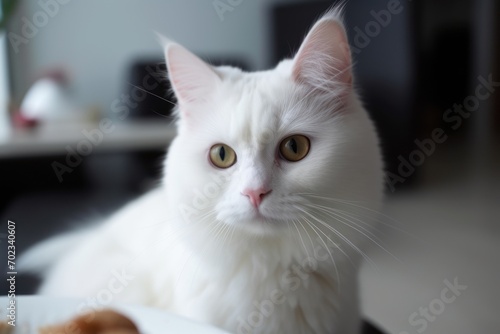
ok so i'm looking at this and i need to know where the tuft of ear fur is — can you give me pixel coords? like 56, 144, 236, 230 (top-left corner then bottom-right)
292, 7, 352, 96
163, 41, 220, 106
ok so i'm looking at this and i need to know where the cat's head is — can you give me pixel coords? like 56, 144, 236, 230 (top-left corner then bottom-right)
162, 9, 383, 238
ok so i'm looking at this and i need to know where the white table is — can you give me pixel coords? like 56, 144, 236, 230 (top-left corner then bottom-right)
0, 296, 229, 334
0, 121, 177, 158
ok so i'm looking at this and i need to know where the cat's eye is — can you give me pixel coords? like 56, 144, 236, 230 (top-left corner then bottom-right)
209, 144, 237, 168
279, 135, 310, 162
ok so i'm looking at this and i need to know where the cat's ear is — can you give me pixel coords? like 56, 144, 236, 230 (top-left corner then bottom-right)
164, 43, 220, 106
292, 9, 352, 94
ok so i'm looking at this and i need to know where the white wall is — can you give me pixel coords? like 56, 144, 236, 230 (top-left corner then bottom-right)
0, 33, 11, 136
7, 0, 308, 113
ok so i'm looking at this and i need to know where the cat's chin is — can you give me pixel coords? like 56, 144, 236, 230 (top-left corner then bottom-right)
222, 214, 287, 237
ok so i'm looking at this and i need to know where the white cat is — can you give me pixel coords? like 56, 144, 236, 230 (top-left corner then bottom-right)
21, 8, 383, 334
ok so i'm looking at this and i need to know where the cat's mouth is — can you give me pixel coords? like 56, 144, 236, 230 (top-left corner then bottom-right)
214, 195, 301, 234
217, 207, 283, 233
250, 210, 269, 222
248, 203, 280, 223
234, 216, 284, 236
242, 208, 290, 230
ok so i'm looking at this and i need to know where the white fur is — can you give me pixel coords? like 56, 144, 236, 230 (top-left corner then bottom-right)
22, 8, 383, 334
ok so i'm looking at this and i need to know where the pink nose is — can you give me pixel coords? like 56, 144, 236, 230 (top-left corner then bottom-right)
242, 187, 272, 208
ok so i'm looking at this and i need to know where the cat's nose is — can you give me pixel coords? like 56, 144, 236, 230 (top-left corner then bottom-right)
242, 187, 272, 208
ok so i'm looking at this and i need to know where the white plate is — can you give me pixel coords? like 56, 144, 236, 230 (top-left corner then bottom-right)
1, 296, 230, 334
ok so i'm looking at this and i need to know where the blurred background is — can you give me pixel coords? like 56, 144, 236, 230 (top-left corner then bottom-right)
0, 0, 499, 333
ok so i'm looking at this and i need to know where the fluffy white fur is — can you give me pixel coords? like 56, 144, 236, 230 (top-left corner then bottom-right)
22, 8, 383, 334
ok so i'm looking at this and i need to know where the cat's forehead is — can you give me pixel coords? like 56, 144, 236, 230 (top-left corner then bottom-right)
218, 73, 290, 147
207, 62, 326, 151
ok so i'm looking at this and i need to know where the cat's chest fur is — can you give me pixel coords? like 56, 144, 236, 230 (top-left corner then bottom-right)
147, 227, 361, 334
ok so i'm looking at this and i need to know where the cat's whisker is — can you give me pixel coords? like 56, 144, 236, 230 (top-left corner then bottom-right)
331, 208, 388, 234
336, 208, 422, 241
202, 219, 227, 250
292, 220, 311, 260
297, 218, 317, 259
333, 208, 399, 239
316, 221, 379, 271
196, 210, 218, 223
219, 223, 233, 251
305, 203, 387, 245
298, 214, 341, 285
298, 193, 418, 236
228, 222, 237, 246
300, 213, 354, 268
306, 204, 402, 263
150, 108, 176, 122
313, 206, 393, 238
126, 82, 177, 106
306, 203, 380, 234
296, 206, 378, 270
212, 223, 237, 270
